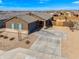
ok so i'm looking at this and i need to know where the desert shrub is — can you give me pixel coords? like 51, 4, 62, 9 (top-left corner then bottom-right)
67, 20, 74, 31
0, 35, 4, 37
4, 36, 8, 39
26, 40, 30, 44
10, 37, 15, 41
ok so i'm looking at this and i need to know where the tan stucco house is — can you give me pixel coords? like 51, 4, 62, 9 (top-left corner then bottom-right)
2, 12, 53, 34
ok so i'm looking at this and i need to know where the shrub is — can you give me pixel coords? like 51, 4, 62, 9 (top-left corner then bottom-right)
26, 40, 30, 44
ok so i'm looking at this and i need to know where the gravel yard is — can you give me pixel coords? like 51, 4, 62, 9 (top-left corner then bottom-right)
0, 31, 37, 51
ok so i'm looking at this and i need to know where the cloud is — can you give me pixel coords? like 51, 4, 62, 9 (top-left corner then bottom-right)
39, 0, 49, 4
72, 1, 79, 4
39, 1, 44, 3
0, 0, 2, 4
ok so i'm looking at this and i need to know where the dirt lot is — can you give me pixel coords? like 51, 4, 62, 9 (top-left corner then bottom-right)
0, 31, 37, 51
53, 26, 79, 59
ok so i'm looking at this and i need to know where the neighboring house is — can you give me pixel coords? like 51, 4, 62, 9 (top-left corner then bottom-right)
53, 16, 66, 26
0, 20, 5, 28
52, 11, 79, 26
0, 14, 13, 28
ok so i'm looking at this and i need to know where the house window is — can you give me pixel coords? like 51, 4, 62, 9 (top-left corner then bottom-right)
11, 23, 23, 31
11, 23, 14, 29
14, 23, 18, 30
18, 24, 23, 31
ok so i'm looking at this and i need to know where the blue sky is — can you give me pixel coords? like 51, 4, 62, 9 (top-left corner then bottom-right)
0, 0, 79, 10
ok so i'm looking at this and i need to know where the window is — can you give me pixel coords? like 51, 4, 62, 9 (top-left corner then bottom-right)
14, 23, 18, 29
11, 23, 14, 29
10, 23, 23, 31
18, 24, 23, 31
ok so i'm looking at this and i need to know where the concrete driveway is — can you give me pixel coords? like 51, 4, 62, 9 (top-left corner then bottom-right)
53, 26, 79, 59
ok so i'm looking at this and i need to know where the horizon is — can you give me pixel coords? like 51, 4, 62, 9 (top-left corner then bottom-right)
0, 0, 79, 11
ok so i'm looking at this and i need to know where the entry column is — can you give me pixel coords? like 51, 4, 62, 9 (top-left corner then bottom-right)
43, 20, 47, 29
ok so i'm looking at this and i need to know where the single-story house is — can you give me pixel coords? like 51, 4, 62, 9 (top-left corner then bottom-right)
0, 12, 53, 34
5, 15, 41, 34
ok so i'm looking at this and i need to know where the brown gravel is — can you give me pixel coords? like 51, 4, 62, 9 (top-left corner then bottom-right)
0, 31, 37, 51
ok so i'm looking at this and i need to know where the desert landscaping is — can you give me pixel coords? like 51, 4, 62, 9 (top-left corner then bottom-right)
0, 11, 78, 59
0, 29, 37, 51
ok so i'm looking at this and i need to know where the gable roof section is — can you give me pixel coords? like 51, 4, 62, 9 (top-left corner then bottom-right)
31, 12, 52, 20
0, 13, 39, 23
0, 14, 14, 20
0, 12, 27, 20
0, 12, 52, 23
16, 15, 38, 23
